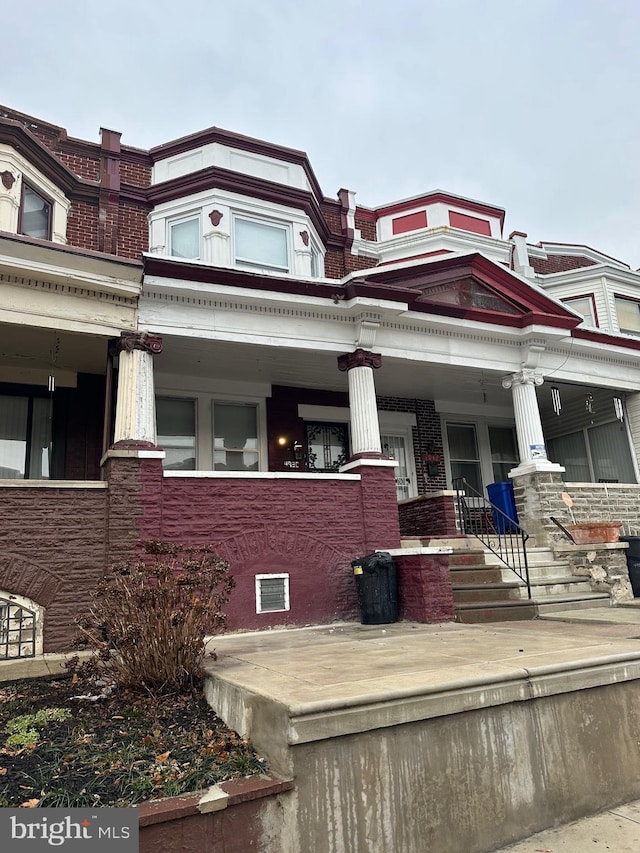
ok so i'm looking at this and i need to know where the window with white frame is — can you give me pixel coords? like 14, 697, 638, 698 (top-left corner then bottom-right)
255, 574, 290, 613
168, 215, 200, 259
615, 297, 640, 335
310, 240, 322, 278
156, 397, 197, 470
234, 216, 289, 273
562, 296, 596, 327
213, 401, 260, 471
19, 183, 52, 240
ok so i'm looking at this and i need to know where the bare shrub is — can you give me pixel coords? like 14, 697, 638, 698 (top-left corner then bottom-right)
68, 540, 235, 694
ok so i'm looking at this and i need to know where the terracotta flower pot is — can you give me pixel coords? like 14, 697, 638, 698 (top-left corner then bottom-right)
567, 522, 622, 544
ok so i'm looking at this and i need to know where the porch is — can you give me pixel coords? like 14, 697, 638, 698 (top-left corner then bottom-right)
203, 617, 640, 853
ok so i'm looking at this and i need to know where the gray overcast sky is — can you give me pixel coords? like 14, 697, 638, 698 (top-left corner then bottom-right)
3, 1, 640, 266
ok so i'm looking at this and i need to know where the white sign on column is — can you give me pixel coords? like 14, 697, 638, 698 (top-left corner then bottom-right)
502, 368, 564, 476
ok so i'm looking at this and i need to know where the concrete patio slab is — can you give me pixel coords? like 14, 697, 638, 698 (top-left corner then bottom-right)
203, 619, 640, 853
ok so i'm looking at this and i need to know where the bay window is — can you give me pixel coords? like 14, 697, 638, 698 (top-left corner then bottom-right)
168, 215, 200, 259
19, 184, 52, 240
234, 217, 289, 273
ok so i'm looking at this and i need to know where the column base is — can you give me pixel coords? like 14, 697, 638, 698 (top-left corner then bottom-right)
508, 460, 565, 478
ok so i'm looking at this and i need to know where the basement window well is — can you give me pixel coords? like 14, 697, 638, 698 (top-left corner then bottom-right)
255, 574, 290, 613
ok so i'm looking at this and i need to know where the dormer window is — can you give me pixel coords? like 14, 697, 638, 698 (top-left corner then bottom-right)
19, 183, 52, 240
234, 216, 289, 273
168, 214, 200, 259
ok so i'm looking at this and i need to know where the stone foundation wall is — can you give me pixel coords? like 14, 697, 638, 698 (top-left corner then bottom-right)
555, 542, 634, 602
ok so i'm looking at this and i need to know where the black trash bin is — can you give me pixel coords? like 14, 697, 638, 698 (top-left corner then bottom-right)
352, 551, 398, 624
619, 536, 640, 597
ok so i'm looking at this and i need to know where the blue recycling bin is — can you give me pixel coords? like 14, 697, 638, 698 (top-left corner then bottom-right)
486, 481, 518, 533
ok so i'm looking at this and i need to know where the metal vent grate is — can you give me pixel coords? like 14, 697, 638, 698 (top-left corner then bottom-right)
255, 574, 290, 613
0, 598, 37, 660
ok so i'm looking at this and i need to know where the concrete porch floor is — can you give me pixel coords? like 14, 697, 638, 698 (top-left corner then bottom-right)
204, 609, 640, 853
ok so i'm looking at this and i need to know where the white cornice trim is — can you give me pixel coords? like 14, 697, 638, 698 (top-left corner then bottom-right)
537, 264, 640, 288
0, 253, 141, 298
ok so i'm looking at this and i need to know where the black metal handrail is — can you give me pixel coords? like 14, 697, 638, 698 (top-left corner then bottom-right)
453, 477, 531, 599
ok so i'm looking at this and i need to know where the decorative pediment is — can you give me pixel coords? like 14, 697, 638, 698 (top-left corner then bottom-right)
415, 276, 520, 315
357, 253, 582, 330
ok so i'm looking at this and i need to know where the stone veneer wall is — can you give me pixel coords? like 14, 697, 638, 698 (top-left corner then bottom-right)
560, 483, 640, 532
0, 484, 108, 651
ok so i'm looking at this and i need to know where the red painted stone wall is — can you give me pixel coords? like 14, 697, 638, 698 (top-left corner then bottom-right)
396, 553, 455, 623
0, 486, 107, 650
145, 463, 401, 631
399, 494, 458, 538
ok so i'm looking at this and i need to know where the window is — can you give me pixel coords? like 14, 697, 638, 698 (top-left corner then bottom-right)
305, 422, 349, 472
563, 296, 596, 327
19, 184, 51, 240
488, 426, 518, 482
547, 421, 636, 483
156, 397, 196, 470
446, 423, 482, 493
310, 241, 322, 278
255, 574, 290, 613
615, 297, 640, 335
168, 215, 200, 259
0, 394, 51, 479
234, 217, 289, 273
213, 402, 260, 471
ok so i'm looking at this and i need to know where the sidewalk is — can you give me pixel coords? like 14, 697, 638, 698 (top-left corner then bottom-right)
493, 798, 640, 851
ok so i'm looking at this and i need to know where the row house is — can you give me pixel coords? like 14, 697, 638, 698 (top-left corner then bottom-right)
2, 104, 640, 656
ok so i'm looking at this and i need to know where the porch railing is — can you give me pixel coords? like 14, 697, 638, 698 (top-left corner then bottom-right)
453, 478, 531, 599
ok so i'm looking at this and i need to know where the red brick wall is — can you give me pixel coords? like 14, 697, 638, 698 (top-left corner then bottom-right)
530, 255, 597, 275
117, 202, 149, 258
66, 201, 100, 252
57, 150, 100, 182
0, 486, 107, 650
378, 396, 447, 492
396, 553, 454, 623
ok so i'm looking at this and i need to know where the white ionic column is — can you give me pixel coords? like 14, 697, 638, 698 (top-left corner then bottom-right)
337, 349, 382, 455
502, 369, 564, 476
113, 333, 163, 445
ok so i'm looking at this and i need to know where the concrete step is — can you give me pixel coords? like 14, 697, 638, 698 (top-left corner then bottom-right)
528, 576, 594, 597
449, 567, 505, 584
452, 582, 522, 603
455, 599, 537, 623
535, 593, 611, 614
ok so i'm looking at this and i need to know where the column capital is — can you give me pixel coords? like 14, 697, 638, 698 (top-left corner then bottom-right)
112, 332, 163, 356
337, 348, 382, 372
502, 368, 543, 391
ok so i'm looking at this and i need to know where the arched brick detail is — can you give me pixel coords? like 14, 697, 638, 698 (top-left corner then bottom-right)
215, 528, 357, 630
0, 554, 64, 607
215, 527, 347, 570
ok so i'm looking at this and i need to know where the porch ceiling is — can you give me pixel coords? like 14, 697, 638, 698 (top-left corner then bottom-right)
154, 335, 616, 415
153, 335, 539, 410
0, 323, 108, 377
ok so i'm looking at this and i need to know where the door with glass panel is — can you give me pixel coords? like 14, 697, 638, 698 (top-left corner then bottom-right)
381, 433, 412, 500
0, 394, 52, 479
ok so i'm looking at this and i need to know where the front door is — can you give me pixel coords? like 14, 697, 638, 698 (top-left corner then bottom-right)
381, 433, 412, 500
